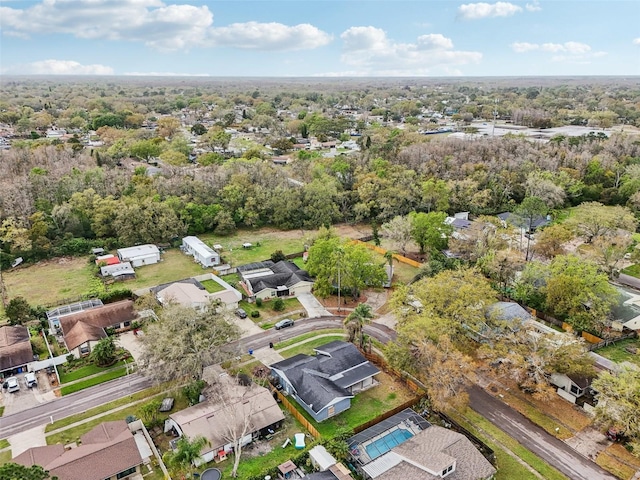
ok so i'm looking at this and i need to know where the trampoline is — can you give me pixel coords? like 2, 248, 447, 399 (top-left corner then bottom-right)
365, 428, 414, 461
201, 468, 222, 480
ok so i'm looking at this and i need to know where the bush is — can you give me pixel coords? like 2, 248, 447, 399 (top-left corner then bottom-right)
270, 250, 286, 263
255, 297, 263, 307
272, 298, 285, 312
250, 310, 260, 318
183, 380, 206, 405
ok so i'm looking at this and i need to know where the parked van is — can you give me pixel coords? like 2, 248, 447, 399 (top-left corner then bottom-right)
6, 376, 19, 393
25, 372, 37, 388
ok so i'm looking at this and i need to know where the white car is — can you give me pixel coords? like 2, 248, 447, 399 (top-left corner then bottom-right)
6, 376, 19, 393
25, 372, 37, 388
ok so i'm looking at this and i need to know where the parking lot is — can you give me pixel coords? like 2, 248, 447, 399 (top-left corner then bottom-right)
1, 371, 56, 416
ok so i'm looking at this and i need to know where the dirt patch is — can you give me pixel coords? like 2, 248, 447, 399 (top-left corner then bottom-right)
319, 294, 368, 309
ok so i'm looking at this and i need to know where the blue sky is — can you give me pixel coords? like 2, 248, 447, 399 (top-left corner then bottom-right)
1, 0, 638, 76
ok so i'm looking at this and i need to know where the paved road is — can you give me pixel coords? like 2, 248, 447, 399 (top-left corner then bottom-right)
468, 385, 617, 480
0, 316, 387, 438
0, 374, 153, 438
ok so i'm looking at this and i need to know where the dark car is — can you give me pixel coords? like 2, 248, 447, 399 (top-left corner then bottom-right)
235, 308, 248, 319
274, 319, 294, 330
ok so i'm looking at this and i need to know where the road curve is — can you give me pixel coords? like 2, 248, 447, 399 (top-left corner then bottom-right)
468, 385, 616, 480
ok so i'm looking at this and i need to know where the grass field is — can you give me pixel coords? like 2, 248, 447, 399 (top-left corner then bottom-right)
59, 360, 126, 383
200, 278, 226, 293
280, 334, 347, 358
621, 264, 640, 278
60, 367, 128, 395
273, 329, 345, 350
0, 439, 8, 449
0, 450, 11, 466
596, 338, 640, 367
237, 297, 304, 324
2, 225, 368, 308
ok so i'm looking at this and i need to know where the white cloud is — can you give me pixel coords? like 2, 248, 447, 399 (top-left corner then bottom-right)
339, 27, 481, 76
633, 38, 640, 45
457, 2, 522, 20
525, 1, 542, 12
511, 42, 539, 53
207, 22, 331, 50
512, 41, 592, 54
5, 59, 114, 75
511, 41, 605, 64
123, 72, 210, 76
0, 0, 331, 52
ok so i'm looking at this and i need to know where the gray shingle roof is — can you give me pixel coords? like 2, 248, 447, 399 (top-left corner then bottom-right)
271, 341, 379, 413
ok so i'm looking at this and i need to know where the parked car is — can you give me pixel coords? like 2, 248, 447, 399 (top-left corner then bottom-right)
6, 376, 19, 393
274, 319, 294, 330
25, 372, 37, 388
235, 308, 248, 319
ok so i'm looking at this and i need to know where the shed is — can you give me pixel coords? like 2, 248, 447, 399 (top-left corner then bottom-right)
117, 244, 160, 267
309, 445, 337, 472
182, 236, 220, 267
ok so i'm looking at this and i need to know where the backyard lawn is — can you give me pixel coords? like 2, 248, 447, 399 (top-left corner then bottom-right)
595, 338, 640, 368
200, 278, 226, 293
286, 371, 416, 437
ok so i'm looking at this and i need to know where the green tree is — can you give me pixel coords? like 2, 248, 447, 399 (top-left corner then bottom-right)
381, 215, 413, 255
272, 298, 285, 312
532, 224, 574, 259
0, 464, 56, 480
270, 250, 286, 263
409, 211, 452, 255
163, 435, 210, 479
568, 202, 637, 243
129, 139, 163, 161
5, 296, 33, 325
421, 178, 450, 213
137, 399, 163, 427
90, 336, 116, 366
205, 127, 232, 152
191, 123, 207, 135
592, 367, 640, 453
139, 304, 240, 382
514, 196, 548, 261
344, 303, 374, 349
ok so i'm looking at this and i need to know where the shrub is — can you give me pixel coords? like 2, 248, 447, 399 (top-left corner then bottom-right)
183, 380, 206, 405
270, 250, 286, 263
255, 297, 263, 307
272, 298, 285, 312
251, 310, 260, 318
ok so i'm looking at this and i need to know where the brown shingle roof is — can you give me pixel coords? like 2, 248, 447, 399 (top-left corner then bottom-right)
0, 325, 33, 371
14, 421, 143, 480
59, 301, 135, 351
377, 426, 497, 480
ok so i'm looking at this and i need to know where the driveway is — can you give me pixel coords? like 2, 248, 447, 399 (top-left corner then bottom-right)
297, 293, 331, 318
1, 373, 48, 416
116, 331, 145, 362
468, 385, 616, 480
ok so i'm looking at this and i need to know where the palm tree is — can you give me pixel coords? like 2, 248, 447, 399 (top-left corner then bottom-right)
163, 435, 209, 479
344, 303, 374, 349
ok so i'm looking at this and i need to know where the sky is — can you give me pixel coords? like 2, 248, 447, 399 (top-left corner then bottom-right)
0, 0, 639, 77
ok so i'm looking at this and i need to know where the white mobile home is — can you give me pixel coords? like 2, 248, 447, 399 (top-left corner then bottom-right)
117, 244, 160, 267
182, 236, 220, 267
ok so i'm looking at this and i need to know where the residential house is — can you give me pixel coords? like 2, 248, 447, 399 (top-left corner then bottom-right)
58, 300, 137, 357
550, 373, 594, 403
270, 341, 380, 422
348, 409, 496, 480
237, 260, 314, 301
497, 211, 550, 234
0, 325, 33, 376
166, 366, 284, 464
182, 236, 220, 267
117, 244, 160, 267
100, 262, 136, 281
14, 420, 150, 480
152, 274, 241, 311
46, 299, 104, 332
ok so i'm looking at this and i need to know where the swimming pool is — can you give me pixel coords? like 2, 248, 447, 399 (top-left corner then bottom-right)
365, 428, 414, 460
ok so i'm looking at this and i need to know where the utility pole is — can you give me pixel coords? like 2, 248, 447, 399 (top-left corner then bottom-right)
0, 260, 7, 307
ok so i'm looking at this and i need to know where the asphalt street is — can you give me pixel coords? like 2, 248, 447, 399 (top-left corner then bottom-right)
0, 314, 621, 480
0, 373, 153, 438
468, 385, 617, 480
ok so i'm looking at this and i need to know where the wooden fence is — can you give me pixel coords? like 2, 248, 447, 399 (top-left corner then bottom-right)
587, 331, 638, 351
273, 389, 320, 439
350, 239, 423, 269
353, 396, 426, 434
360, 349, 428, 395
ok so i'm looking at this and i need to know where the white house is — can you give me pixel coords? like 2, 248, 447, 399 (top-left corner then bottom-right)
100, 262, 135, 280
182, 236, 220, 267
117, 244, 160, 267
